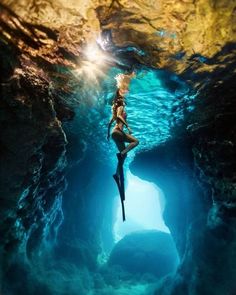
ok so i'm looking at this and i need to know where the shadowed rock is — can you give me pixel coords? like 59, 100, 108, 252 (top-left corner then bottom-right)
109, 230, 179, 278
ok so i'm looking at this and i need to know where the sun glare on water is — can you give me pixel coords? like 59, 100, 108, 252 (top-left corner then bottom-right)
73, 40, 115, 86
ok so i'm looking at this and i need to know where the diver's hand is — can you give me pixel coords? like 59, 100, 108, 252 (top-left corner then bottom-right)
130, 71, 136, 77
128, 127, 132, 134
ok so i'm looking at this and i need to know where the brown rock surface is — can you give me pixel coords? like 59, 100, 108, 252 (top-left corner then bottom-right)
1, 0, 235, 71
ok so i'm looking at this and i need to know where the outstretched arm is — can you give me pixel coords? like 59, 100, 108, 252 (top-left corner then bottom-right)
107, 117, 115, 140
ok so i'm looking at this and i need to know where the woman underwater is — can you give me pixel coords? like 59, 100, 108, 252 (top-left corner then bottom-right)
107, 71, 139, 177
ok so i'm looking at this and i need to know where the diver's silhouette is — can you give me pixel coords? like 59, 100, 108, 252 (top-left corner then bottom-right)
107, 72, 139, 221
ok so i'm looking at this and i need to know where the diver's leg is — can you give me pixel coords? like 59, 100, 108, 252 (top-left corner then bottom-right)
115, 140, 126, 174
116, 140, 126, 153
120, 133, 139, 156
111, 131, 126, 204
111, 131, 126, 174
111, 130, 126, 152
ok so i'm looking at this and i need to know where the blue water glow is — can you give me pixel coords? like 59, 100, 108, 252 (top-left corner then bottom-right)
114, 170, 169, 242
67, 65, 195, 170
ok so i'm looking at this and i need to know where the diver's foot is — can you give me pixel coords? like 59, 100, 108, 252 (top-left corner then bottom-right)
116, 152, 127, 163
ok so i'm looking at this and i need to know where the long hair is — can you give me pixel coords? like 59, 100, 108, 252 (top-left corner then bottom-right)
114, 73, 131, 91
112, 89, 125, 117
112, 72, 132, 117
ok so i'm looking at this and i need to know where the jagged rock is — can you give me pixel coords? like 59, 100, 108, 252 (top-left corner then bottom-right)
1, 0, 236, 71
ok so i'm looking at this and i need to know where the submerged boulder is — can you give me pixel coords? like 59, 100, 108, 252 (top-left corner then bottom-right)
108, 230, 179, 278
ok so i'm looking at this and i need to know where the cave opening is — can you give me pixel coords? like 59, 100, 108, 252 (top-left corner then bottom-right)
113, 169, 170, 242
101, 164, 180, 286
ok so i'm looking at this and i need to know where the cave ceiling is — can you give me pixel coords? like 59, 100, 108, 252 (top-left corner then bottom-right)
0, 0, 236, 165
1, 0, 235, 71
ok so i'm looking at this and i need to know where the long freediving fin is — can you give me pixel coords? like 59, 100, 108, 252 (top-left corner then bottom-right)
112, 172, 126, 222
119, 162, 125, 202
121, 199, 126, 221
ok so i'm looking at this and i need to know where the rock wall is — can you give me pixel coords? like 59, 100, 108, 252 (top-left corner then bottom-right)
0, 6, 117, 294
130, 46, 236, 294
130, 135, 205, 258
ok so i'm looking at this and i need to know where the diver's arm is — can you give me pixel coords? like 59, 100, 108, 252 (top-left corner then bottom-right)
107, 117, 115, 140
117, 106, 132, 133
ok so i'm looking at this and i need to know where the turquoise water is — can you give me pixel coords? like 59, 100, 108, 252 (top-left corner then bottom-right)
114, 170, 169, 242
68, 64, 193, 169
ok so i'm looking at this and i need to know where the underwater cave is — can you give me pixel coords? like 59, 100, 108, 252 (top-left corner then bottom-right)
0, 1, 236, 295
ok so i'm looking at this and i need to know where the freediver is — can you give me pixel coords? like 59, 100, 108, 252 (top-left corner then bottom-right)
107, 71, 139, 180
